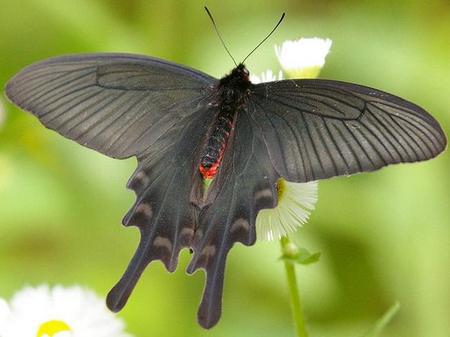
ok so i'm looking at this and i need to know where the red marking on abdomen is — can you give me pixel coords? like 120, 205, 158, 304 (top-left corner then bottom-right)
199, 106, 234, 180
199, 75, 250, 181
199, 145, 226, 179
199, 162, 220, 179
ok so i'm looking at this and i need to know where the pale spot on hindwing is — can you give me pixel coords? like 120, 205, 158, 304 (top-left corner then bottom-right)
187, 243, 217, 272
202, 245, 216, 258
195, 229, 203, 240
128, 170, 150, 192
254, 188, 273, 201
180, 227, 195, 246
153, 236, 173, 252
254, 188, 275, 208
135, 202, 153, 218
135, 170, 150, 185
122, 201, 153, 227
231, 217, 250, 233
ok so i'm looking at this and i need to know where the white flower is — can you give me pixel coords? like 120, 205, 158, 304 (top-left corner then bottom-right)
250, 69, 283, 84
0, 285, 132, 337
275, 37, 332, 78
256, 180, 318, 241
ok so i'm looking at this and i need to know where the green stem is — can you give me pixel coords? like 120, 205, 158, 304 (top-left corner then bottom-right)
280, 236, 309, 337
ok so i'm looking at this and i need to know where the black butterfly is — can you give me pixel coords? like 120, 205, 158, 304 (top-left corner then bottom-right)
4, 38, 446, 330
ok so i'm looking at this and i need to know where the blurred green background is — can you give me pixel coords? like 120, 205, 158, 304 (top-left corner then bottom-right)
0, 0, 449, 336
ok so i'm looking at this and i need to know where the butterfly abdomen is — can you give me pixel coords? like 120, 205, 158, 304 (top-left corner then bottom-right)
199, 102, 234, 179
199, 65, 251, 180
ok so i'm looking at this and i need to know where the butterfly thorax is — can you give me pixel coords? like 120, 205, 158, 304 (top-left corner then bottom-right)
199, 64, 251, 180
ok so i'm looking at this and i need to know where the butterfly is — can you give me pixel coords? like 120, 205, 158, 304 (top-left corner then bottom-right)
4, 17, 447, 330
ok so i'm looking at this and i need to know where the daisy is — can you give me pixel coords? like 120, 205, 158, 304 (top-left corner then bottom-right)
256, 180, 318, 241
275, 37, 332, 78
0, 285, 132, 337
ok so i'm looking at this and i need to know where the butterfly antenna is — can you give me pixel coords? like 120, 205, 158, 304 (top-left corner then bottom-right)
242, 12, 285, 64
205, 6, 238, 67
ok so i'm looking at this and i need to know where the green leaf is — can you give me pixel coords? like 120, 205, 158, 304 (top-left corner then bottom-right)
281, 247, 321, 265
296, 248, 321, 265
361, 302, 400, 337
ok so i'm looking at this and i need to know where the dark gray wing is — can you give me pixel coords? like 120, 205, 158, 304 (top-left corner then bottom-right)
107, 102, 279, 329
5, 53, 215, 158
251, 79, 447, 182
107, 101, 216, 314
5, 54, 222, 322
186, 110, 280, 328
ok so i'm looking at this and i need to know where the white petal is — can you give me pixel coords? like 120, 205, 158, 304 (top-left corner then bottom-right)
1, 284, 132, 337
256, 180, 318, 241
275, 37, 332, 78
249, 74, 261, 84
250, 69, 283, 84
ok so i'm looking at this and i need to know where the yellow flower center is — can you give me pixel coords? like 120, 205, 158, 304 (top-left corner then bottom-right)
37, 320, 71, 337
285, 66, 322, 79
276, 178, 286, 200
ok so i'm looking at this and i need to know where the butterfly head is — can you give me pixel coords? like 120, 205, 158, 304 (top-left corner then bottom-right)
220, 64, 251, 91
235, 63, 250, 81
